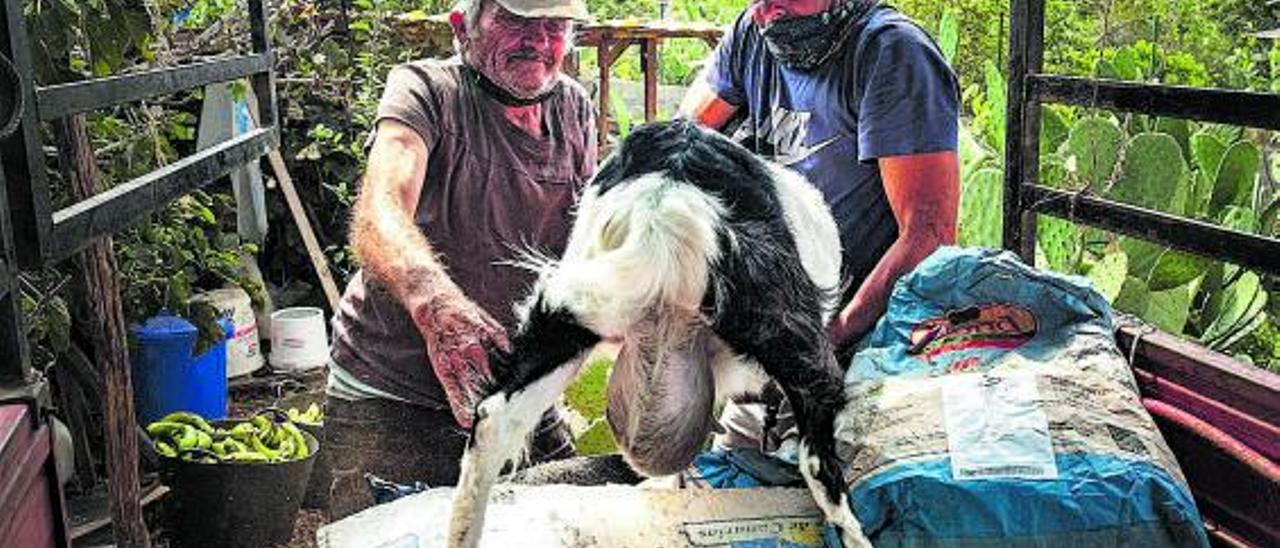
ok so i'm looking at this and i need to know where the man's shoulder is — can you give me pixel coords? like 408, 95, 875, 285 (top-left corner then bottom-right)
856, 7, 940, 53
387, 57, 466, 96
554, 75, 594, 114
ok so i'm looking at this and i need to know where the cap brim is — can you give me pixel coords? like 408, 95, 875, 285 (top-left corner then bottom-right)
495, 1, 591, 21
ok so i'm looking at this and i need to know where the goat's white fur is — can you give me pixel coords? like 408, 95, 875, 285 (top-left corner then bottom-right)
517, 173, 729, 337
799, 440, 874, 548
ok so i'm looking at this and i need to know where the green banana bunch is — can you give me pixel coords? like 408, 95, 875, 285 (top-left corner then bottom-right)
146, 409, 314, 464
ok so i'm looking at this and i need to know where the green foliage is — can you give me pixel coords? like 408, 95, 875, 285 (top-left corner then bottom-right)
937, 9, 959, 64
1108, 133, 1188, 213
1116, 276, 1199, 335
957, 167, 1003, 248
1083, 249, 1128, 303
564, 355, 617, 455
117, 192, 262, 353
951, 13, 1279, 371
25, 0, 152, 81
1038, 216, 1081, 274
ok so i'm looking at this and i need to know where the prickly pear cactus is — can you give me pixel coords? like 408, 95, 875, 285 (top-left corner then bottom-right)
1115, 276, 1198, 335
1037, 216, 1081, 274
1040, 105, 1070, 157
1040, 155, 1069, 189
1084, 250, 1128, 303
1190, 131, 1228, 175
1218, 206, 1260, 282
1155, 118, 1192, 164
1201, 271, 1267, 350
1209, 141, 1261, 214
1117, 236, 1209, 292
1107, 133, 1189, 214
1066, 116, 1123, 189
957, 167, 1003, 248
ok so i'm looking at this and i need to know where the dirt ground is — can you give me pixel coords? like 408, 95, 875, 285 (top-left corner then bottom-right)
278, 509, 326, 548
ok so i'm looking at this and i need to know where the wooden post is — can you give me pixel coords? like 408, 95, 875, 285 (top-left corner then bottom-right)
1002, 0, 1045, 262
641, 37, 659, 123
56, 114, 150, 548
597, 39, 612, 152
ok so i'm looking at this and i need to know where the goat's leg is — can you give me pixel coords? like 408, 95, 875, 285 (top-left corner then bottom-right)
446, 357, 587, 548
447, 300, 600, 548
750, 337, 872, 548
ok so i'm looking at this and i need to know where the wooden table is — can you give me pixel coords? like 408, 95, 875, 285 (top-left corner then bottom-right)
573, 20, 724, 150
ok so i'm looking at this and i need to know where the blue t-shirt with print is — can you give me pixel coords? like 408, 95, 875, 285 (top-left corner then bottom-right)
706, 5, 960, 290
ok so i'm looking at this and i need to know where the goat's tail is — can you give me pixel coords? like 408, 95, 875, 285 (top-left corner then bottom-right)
510, 174, 727, 337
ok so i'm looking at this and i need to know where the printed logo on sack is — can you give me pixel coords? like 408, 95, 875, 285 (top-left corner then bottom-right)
908, 304, 1038, 364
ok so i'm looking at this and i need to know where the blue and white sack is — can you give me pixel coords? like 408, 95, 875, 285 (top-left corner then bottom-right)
837, 246, 1208, 546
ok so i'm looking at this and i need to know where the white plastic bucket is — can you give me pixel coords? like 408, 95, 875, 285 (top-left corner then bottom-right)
190, 287, 265, 378
269, 307, 329, 372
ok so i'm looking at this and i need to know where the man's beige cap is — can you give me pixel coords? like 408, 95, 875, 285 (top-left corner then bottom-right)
494, 0, 590, 21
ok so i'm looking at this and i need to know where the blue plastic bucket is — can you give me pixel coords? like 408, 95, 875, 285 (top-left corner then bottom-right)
130, 311, 233, 425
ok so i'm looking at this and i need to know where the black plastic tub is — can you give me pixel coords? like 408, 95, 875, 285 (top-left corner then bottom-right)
160, 423, 318, 548
296, 420, 329, 510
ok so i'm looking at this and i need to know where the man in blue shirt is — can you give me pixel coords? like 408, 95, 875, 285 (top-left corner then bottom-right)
679, 0, 961, 451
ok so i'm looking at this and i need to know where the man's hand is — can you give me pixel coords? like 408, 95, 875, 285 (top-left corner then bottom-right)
416, 293, 512, 429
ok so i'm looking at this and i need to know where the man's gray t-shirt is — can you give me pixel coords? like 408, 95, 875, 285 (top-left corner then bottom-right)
330, 58, 597, 407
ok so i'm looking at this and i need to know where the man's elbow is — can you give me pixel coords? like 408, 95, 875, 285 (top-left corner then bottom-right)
900, 217, 956, 260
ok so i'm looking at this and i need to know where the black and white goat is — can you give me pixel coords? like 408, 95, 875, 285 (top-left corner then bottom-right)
447, 120, 871, 548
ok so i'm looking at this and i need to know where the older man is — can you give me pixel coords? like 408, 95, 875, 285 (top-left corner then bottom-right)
322, 0, 596, 520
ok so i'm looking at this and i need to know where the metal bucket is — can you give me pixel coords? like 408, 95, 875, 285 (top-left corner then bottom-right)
161, 423, 318, 548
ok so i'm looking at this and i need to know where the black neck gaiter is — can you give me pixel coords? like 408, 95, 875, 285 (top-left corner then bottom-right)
464, 64, 559, 107
760, 0, 879, 71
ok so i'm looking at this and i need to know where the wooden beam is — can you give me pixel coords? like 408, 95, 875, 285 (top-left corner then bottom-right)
1, 0, 54, 270
56, 114, 150, 548
1119, 320, 1280, 427
0, 156, 27, 385
1023, 184, 1280, 276
35, 54, 272, 121
597, 40, 612, 152
1002, 0, 1045, 261
48, 128, 276, 262
247, 0, 278, 132
1028, 75, 1280, 131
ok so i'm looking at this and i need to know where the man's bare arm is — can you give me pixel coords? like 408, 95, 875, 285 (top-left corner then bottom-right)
351, 119, 466, 319
351, 118, 507, 427
678, 78, 739, 130
828, 151, 960, 347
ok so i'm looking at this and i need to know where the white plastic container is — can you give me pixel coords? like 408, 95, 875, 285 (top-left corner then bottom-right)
190, 287, 265, 378
269, 307, 329, 372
